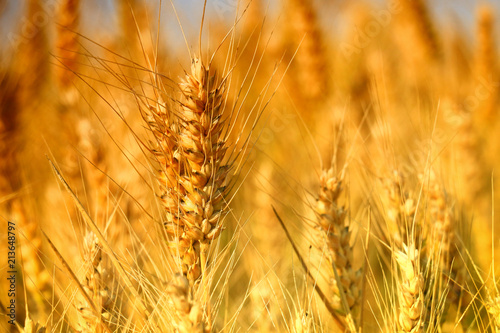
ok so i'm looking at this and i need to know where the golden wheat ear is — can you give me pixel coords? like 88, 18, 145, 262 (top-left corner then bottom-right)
395, 242, 426, 333
312, 168, 362, 331
146, 56, 232, 281
273, 206, 346, 331
76, 232, 116, 333
42, 231, 113, 333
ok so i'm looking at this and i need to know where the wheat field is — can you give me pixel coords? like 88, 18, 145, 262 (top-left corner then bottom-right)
1, 0, 500, 332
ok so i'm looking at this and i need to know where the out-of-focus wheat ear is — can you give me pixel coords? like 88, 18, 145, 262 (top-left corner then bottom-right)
76, 232, 116, 333
249, 162, 287, 266
395, 243, 426, 333
117, 0, 153, 65
42, 230, 113, 333
475, 5, 499, 126
381, 171, 417, 248
445, 103, 485, 207
24, 313, 46, 333
18, 0, 49, 104
420, 171, 469, 318
77, 119, 108, 226
166, 274, 207, 333
314, 168, 362, 329
421, 171, 455, 267
400, 0, 441, 62
289, 0, 329, 102
56, 0, 80, 106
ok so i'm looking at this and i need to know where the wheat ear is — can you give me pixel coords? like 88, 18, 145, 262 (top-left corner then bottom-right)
76, 232, 115, 333
381, 171, 417, 248
19, 0, 49, 103
401, 0, 440, 61
314, 168, 362, 329
150, 57, 229, 282
475, 5, 498, 125
395, 243, 426, 333
289, 0, 328, 101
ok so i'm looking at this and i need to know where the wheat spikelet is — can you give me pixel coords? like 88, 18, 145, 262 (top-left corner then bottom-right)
166, 274, 207, 333
395, 243, 426, 333
56, 0, 80, 106
76, 232, 115, 333
314, 168, 362, 328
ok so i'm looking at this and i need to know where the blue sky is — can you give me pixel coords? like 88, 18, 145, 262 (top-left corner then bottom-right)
1, 0, 499, 54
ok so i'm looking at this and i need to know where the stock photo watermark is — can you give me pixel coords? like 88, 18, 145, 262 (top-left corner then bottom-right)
212, 0, 239, 21
7, 0, 62, 49
340, 0, 403, 58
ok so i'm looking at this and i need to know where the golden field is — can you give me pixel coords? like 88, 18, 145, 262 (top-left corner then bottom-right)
1, 0, 500, 332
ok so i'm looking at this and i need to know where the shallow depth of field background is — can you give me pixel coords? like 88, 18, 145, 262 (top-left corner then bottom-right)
1, 0, 500, 332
